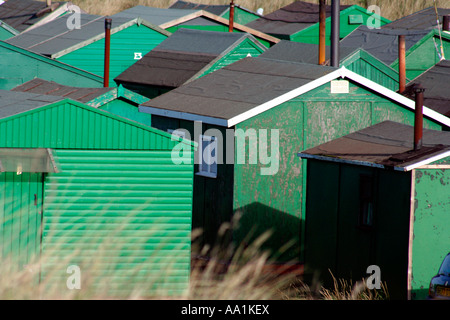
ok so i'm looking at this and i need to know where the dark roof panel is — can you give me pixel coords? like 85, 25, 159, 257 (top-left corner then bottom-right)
340, 26, 430, 65
402, 60, 450, 117
112, 6, 201, 26
382, 7, 450, 31
246, 0, 350, 36
0, 89, 64, 119
141, 57, 337, 121
300, 121, 450, 170
11, 78, 114, 103
169, 0, 229, 16
259, 40, 359, 64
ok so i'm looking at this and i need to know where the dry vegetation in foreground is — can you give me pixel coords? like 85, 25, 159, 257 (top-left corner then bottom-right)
53, 0, 450, 21
0, 228, 389, 300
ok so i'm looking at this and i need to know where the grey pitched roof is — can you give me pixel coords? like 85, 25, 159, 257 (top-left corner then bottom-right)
0, 89, 64, 119
5, 13, 168, 57
112, 6, 202, 26
140, 57, 337, 123
246, 0, 351, 37
299, 121, 450, 171
340, 26, 430, 65
402, 60, 450, 117
258, 40, 359, 64
382, 7, 450, 31
11, 78, 114, 103
0, 0, 67, 32
169, 0, 229, 16
115, 28, 263, 88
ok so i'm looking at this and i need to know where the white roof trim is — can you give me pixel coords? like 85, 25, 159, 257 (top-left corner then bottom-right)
139, 66, 450, 128
403, 150, 450, 171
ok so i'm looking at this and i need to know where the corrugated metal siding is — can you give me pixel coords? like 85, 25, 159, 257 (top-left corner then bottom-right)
57, 24, 169, 87
41, 149, 194, 295
0, 101, 179, 150
0, 43, 103, 91
198, 39, 264, 78
0, 172, 42, 274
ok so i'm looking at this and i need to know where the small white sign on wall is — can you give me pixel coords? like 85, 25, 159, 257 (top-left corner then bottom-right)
134, 52, 143, 60
331, 80, 350, 94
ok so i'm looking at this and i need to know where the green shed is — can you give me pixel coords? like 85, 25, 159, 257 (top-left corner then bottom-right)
0, 20, 18, 40
5, 14, 171, 87
139, 57, 450, 262
340, 26, 446, 81
11, 78, 151, 126
112, 6, 279, 48
259, 40, 403, 91
390, 30, 450, 81
0, 40, 103, 90
169, 0, 262, 25
0, 90, 195, 296
114, 28, 267, 99
245, 1, 390, 43
299, 121, 450, 300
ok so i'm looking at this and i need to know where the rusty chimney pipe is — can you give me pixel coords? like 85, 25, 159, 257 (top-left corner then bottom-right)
443, 15, 450, 32
330, 0, 340, 67
398, 35, 406, 94
229, 0, 235, 32
318, 0, 326, 65
103, 18, 112, 88
414, 84, 425, 151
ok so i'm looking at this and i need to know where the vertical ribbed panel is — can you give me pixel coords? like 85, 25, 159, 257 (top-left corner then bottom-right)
42, 149, 194, 296
0, 101, 188, 151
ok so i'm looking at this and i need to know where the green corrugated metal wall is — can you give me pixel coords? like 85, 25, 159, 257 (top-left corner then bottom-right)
221, 8, 260, 25
0, 42, 103, 90
57, 24, 169, 87
0, 100, 195, 296
0, 172, 43, 275
197, 38, 265, 78
42, 149, 194, 295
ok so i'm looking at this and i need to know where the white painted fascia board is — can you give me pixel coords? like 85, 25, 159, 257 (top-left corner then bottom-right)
340, 67, 450, 128
403, 150, 450, 171
138, 105, 228, 127
226, 68, 346, 127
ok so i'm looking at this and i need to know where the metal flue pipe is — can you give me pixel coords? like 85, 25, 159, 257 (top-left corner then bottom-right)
318, 0, 326, 65
398, 35, 406, 94
103, 18, 112, 88
414, 84, 425, 151
229, 0, 235, 32
330, 0, 340, 67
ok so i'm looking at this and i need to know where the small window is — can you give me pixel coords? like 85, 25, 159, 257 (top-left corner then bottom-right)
359, 174, 374, 228
348, 14, 363, 25
197, 135, 217, 178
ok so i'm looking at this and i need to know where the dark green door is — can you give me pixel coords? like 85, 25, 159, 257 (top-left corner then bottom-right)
0, 172, 43, 273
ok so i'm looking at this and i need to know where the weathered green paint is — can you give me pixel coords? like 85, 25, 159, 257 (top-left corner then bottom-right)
341, 49, 402, 91
0, 100, 195, 295
58, 23, 170, 87
304, 160, 411, 299
411, 157, 450, 300
291, 5, 390, 44
233, 80, 443, 262
0, 41, 103, 90
0, 172, 43, 275
390, 30, 450, 80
